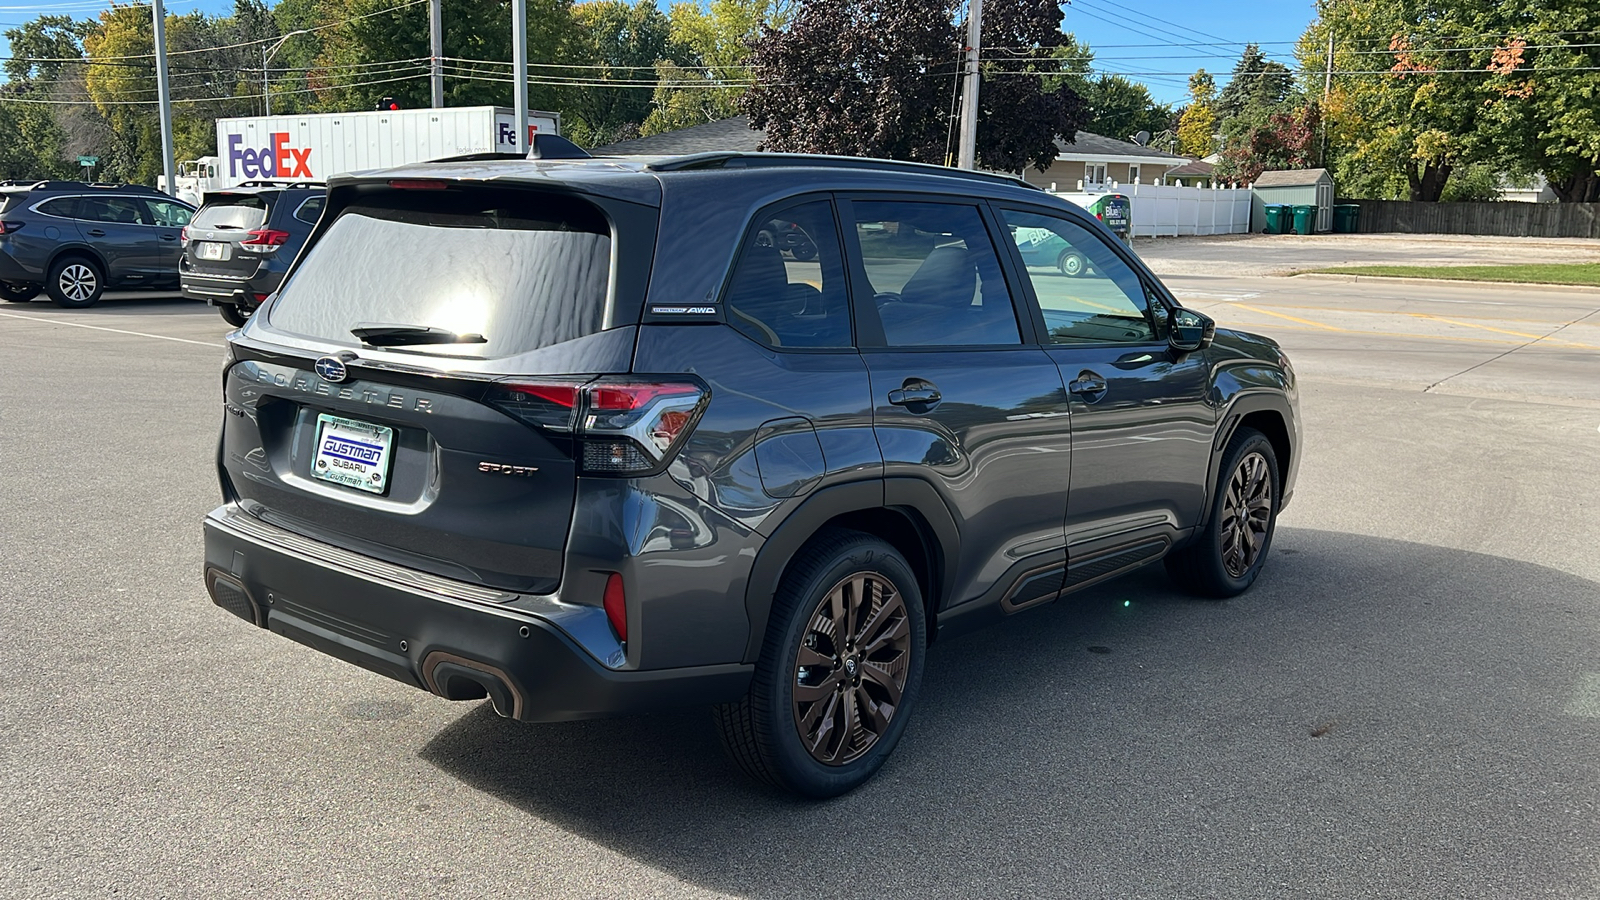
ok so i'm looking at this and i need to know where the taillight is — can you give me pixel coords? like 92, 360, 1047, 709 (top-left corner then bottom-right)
485, 377, 708, 476
0, 220, 17, 235
602, 573, 627, 642
179, 225, 189, 243
239, 229, 290, 253
388, 179, 448, 190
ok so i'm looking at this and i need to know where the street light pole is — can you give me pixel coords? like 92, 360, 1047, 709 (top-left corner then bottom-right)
262, 30, 312, 117
430, 0, 443, 108
955, 0, 983, 170
512, 0, 528, 152
151, 0, 175, 197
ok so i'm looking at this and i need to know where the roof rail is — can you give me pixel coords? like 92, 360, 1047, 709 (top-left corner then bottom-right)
645, 152, 1043, 191
17, 180, 165, 194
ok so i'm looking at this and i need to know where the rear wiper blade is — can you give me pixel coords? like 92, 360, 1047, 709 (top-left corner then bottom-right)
350, 324, 487, 347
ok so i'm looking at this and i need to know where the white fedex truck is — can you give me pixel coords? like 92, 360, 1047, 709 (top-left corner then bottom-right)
163, 106, 560, 205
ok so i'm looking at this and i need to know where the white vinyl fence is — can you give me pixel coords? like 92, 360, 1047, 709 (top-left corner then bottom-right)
1056, 183, 1253, 237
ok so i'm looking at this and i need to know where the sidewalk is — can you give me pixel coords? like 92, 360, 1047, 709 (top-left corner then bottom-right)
1133, 232, 1600, 278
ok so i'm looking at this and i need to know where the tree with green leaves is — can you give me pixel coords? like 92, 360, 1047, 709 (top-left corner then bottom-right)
639, 0, 780, 136
1176, 69, 1218, 158
1080, 74, 1170, 144
563, 0, 678, 147
742, 0, 1086, 173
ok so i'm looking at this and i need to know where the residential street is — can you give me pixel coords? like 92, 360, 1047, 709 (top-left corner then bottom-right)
2, 258, 1598, 897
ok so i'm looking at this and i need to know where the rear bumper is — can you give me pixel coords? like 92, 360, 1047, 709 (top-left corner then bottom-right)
202, 504, 752, 722
181, 273, 263, 305
0, 250, 37, 283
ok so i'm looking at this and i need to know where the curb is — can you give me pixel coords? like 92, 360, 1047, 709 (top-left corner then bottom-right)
1287, 272, 1599, 292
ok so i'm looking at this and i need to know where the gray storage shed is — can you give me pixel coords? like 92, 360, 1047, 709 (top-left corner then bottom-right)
1251, 168, 1334, 233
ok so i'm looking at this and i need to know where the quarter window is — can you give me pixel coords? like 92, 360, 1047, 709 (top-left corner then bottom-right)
294, 195, 326, 225
34, 197, 78, 218
1002, 208, 1160, 344
722, 200, 851, 348
850, 200, 1020, 347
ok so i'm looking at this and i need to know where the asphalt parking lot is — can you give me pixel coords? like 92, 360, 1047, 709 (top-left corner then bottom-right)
3, 237, 1599, 898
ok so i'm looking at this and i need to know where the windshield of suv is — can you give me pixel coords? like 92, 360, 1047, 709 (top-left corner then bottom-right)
267, 188, 612, 358
191, 196, 267, 231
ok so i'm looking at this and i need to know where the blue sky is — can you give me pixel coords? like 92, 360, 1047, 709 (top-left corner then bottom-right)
1, 0, 1319, 107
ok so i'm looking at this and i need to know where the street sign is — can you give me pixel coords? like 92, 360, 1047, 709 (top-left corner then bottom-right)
77, 156, 99, 166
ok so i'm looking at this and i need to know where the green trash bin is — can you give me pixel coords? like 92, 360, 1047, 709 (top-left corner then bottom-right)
1291, 204, 1315, 235
1333, 204, 1360, 234
1262, 204, 1288, 234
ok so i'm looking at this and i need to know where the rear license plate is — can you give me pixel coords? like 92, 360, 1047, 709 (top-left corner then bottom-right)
312, 414, 394, 495
196, 241, 229, 261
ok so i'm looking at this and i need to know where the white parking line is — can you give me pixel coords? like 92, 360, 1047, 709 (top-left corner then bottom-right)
0, 311, 223, 348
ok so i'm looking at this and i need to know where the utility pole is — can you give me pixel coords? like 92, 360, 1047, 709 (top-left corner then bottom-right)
429, 0, 443, 108
151, 0, 176, 196
955, 0, 983, 169
512, 0, 529, 153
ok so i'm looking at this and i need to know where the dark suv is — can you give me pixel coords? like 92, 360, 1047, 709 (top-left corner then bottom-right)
0, 180, 194, 307
179, 182, 325, 326
202, 153, 1300, 798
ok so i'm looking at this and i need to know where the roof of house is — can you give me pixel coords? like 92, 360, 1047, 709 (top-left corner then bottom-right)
1164, 159, 1215, 178
1053, 131, 1186, 163
591, 116, 766, 155
591, 117, 1187, 168
1253, 167, 1331, 187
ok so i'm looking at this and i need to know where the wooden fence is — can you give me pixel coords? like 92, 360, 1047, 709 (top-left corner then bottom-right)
1344, 199, 1600, 238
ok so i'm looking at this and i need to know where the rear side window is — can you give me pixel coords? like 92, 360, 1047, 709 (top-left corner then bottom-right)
723, 199, 851, 348
78, 196, 150, 225
192, 196, 267, 231
292, 195, 325, 225
269, 187, 612, 358
35, 197, 79, 218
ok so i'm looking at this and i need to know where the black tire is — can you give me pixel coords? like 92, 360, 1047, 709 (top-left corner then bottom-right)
715, 528, 926, 798
1166, 426, 1280, 598
218, 303, 250, 327
1, 282, 41, 302
1057, 249, 1087, 277
46, 256, 104, 308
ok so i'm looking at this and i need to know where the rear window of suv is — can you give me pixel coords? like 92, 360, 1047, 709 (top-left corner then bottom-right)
191, 195, 268, 231
268, 187, 612, 358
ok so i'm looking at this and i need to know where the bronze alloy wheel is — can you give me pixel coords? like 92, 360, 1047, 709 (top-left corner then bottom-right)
791, 571, 912, 766
1221, 450, 1273, 578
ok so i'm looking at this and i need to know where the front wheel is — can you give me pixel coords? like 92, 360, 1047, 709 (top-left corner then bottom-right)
716, 528, 926, 798
1166, 427, 1280, 598
1, 282, 41, 302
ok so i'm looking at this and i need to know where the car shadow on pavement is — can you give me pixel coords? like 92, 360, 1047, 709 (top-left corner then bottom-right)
419, 527, 1600, 899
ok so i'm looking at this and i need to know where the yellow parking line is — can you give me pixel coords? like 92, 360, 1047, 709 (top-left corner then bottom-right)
1409, 313, 1561, 342
1232, 303, 1348, 332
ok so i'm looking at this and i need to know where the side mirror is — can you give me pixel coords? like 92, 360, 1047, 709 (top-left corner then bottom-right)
1169, 308, 1215, 353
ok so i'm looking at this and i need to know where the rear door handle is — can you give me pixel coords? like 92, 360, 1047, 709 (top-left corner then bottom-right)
86, 229, 106, 237
888, 387, 941, 406
160, 234, 177, 241
1068, 373, 1108, 396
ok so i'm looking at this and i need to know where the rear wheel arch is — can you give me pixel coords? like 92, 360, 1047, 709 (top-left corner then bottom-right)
50, 246, 108, 275
742, 479, 959, 662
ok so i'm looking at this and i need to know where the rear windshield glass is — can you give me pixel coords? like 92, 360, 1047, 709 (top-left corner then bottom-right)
192, 196, 267, 230
268, 188, 612, 358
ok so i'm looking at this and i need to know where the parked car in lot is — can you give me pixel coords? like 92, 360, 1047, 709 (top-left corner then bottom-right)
180, 181, 325, 326
202, 152, 1300, 798
0, 181, 194, 307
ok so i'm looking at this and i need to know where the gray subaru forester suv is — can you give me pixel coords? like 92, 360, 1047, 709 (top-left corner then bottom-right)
203, 152, 1300, 797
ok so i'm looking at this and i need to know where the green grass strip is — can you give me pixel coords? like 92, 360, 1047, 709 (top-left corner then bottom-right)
1301, 263, 1600, 286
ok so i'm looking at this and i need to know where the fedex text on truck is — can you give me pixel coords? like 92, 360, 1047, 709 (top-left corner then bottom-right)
495, 122, 539, 148
228, 132, 314, 179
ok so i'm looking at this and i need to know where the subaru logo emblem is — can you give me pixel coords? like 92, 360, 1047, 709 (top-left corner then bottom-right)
314, 356, 348, 383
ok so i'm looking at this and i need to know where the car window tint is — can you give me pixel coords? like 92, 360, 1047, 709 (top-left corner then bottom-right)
722, 199, 851, 348
144, 199, 192, 227
192, 196, 267, 231
35, 197, 78, 218
293, 195, 325, 225
1001, 208, 1156, 344
78, 196, 151, 226
851, 200, 1020, 347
